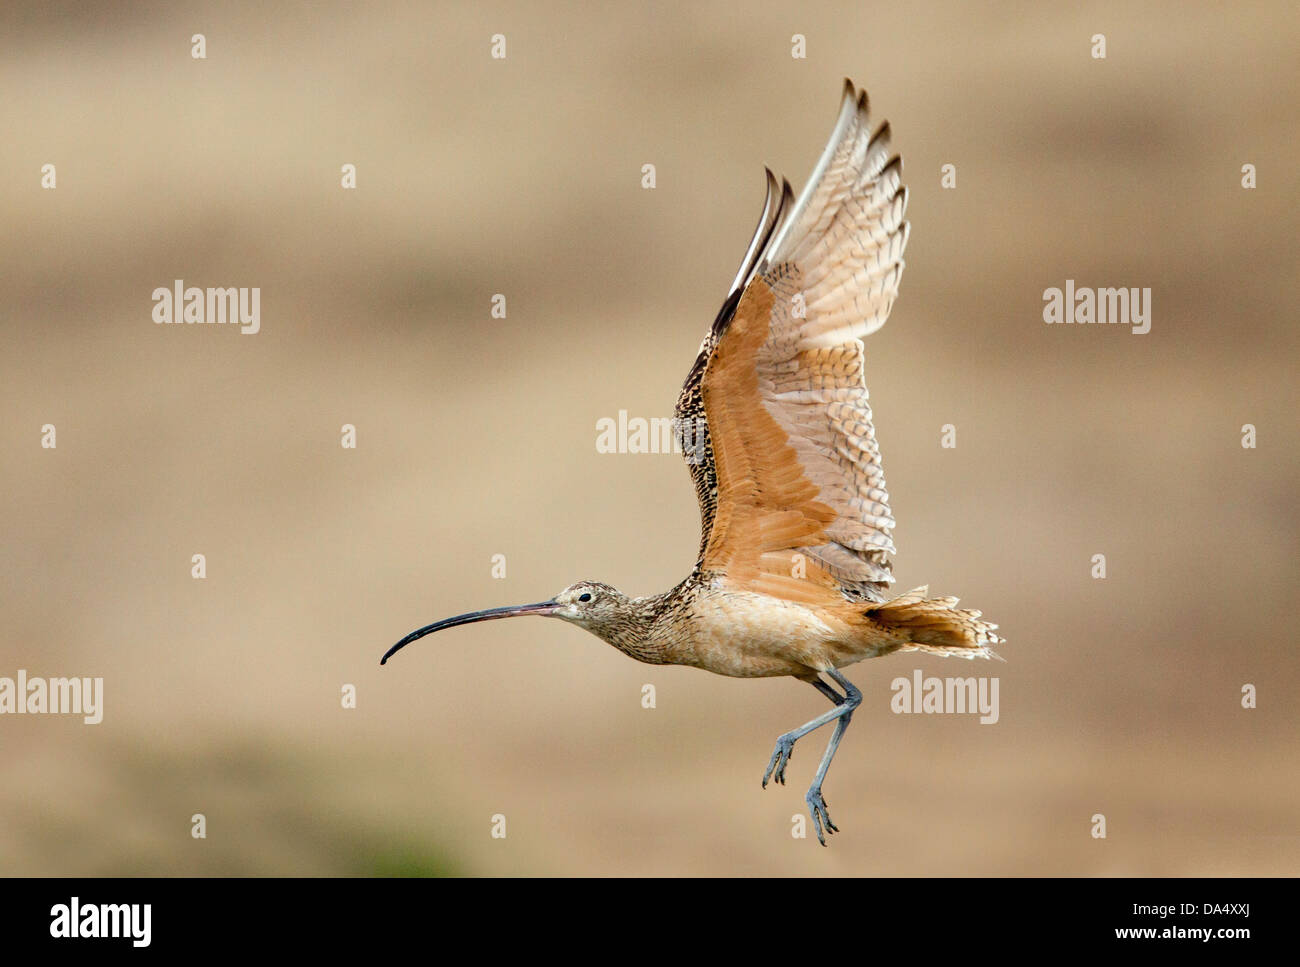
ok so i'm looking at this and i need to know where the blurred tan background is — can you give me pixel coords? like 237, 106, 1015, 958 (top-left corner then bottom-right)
2, 1, 1298, 876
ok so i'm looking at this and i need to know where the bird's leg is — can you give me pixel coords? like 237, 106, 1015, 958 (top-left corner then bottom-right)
803, 668, 862, 846
809, 677, 846, 706
761, 675, 851, 790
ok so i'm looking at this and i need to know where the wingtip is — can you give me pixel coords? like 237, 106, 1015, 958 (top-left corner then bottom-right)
837, 79, 860, 122
841, 77, 869, 118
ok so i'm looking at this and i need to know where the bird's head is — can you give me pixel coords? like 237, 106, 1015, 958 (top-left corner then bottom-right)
551, 581, 629, 628
380, 580, 633, 665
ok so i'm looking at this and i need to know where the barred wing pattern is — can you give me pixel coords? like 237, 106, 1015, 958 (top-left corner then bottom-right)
679, 80, 909, 604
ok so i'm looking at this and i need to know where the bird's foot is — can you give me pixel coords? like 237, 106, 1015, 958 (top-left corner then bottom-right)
805, 787, 839, 846
762, 734, 796, 788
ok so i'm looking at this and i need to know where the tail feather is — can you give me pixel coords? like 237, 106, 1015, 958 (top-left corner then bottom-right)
865, 585, 1005, 661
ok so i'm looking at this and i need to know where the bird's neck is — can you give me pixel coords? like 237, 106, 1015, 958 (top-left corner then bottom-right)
589, 588, 687, 666
591, 599, 662, 665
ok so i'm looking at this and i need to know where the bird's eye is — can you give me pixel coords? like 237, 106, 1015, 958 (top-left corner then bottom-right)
578, 593, 592, 603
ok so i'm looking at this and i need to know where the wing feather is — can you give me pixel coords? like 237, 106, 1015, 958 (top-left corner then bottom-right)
685, 79, 909, 603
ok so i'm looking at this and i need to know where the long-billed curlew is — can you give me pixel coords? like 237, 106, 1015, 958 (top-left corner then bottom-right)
382, 79, 1003, 845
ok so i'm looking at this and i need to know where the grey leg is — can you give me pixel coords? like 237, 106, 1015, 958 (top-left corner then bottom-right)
809, 677, 845, 706
761, 675, 854, 790
804, 668, 862, 845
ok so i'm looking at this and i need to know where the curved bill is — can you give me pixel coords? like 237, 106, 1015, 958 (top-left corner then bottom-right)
380, 600, 559, 665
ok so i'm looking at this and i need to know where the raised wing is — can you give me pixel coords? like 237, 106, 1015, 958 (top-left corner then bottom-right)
677, 79, 908, 604
674, 169, 790, 567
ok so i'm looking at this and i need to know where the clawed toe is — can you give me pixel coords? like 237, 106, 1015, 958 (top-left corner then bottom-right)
805, 789, 838, 846
762, 735, 795, 788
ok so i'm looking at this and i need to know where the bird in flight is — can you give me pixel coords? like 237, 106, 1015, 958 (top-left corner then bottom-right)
382, 79, 1003, 845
